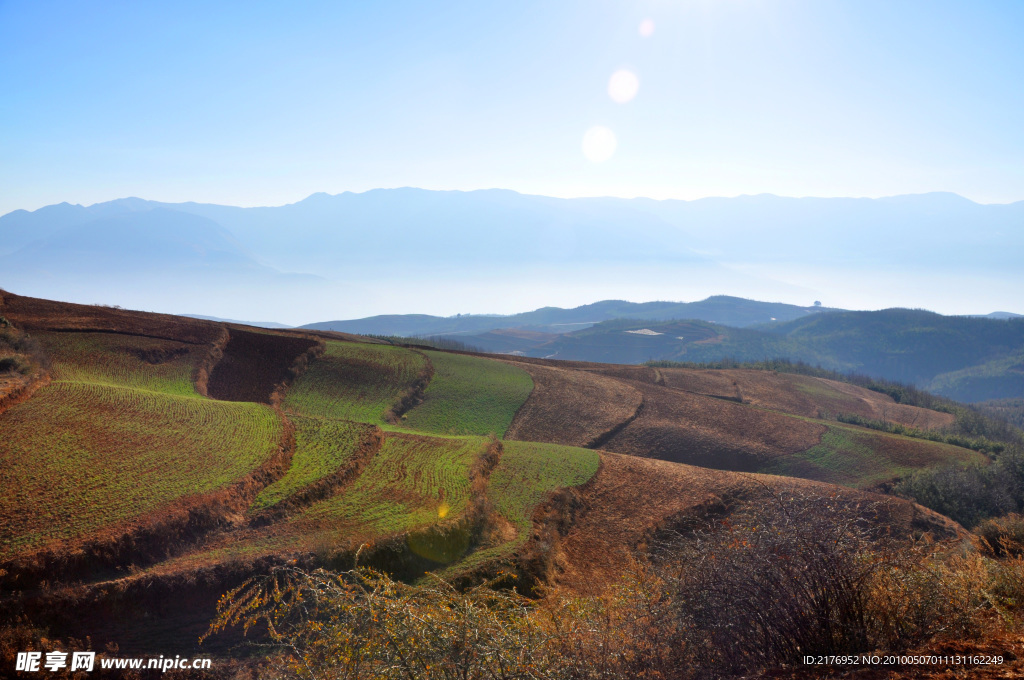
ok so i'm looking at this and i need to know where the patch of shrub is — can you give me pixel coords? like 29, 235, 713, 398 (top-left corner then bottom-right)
0, 355, 31, 375
976, 513, 1024, 557
643, 486, 987, 675
985, 552, 1024, 614
837, 412, 1005, 454
894, 446, 1024, 528
205, 567, 551, 680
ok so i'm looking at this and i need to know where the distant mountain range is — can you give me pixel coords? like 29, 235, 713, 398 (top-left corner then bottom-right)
5, 189, 1021, 275
300, 297, 1024, 403
1, 189, 1021, 323
418, 308, 1023, 404
300, 296, 840, 335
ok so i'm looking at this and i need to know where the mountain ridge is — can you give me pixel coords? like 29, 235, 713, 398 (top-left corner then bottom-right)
300, 295, 837, 335
3, 188, 1021, 324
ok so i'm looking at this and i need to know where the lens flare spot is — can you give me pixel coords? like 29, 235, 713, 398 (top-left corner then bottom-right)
437, 502, 450, 519
608, 69, 639, 104
639, 19, 655, 37
581, 126, 617, 163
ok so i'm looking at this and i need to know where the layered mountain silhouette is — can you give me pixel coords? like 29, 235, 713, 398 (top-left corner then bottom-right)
301, 296, 837, 335
5, 188, 1021, 279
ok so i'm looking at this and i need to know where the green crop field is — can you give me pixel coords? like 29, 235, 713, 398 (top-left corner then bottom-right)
36, 331, 204, 396
0, 382, 281, 558
400, 351, 533, 437
762, 422, 986, 488
254, 417, 374, 510
489, 441, 600, 535
293, 433, 482, 539
442, 441, 601, 575
283, 341, 427, 423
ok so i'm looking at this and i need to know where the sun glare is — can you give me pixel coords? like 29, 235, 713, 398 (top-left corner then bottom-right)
582, 126, 617, 163
608, 69, 639, 104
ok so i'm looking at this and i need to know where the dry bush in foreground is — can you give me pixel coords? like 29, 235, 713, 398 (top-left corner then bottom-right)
643, 486, 989, 675
204, 567, 552, 680
205, 491, 1005, 679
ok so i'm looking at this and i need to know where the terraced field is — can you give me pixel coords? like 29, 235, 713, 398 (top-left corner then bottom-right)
127, 436, 604, 581
696, 369, 955, 430
503, 362, 642, 447
37, 331, 204, 396
401, 351, 533, 436
429, 440, 601, 577
207, 328, 319, 403
599, 380, 827, 470
497, 358, 975, 490
489, 441, 599, 538
283, 340, 426, 423
0, 382, 281, 558
292, 433, 482, 539
254, 417, 377, 510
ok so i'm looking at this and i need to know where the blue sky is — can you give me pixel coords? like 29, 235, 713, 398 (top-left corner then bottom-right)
2, 0, 1023, 217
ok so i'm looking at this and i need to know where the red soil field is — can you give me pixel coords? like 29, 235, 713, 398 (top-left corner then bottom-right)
659, 368, 955, 429
597, 380, 828, 470
206, 327, 320, 403
0, 289, 222, 345
503, 361, 643, 448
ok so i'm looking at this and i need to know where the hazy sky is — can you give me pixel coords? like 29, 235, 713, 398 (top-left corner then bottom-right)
2, 0, 1023, 218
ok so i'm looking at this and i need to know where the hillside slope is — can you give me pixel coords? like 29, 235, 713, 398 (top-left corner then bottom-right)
491, 310, 1024, 402
0, 291, 991, 661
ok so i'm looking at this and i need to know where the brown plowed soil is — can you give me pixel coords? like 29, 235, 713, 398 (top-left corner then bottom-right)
503, 361, 643, 447
584, 364, 664, 386
659, 369, 955, 430
553, 452, 963, 595
206, 327, 320, 403
575, 364, 953, 431
598, 381, 827, 470
0, 289, 222, 345
501, 359, 953, 432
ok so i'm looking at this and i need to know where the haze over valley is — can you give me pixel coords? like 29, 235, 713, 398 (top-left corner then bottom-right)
1, 188, 1021, 325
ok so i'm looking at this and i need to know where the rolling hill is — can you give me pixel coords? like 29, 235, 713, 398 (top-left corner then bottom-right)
0, 289, 1015, 672
444, 310, 1024, 402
